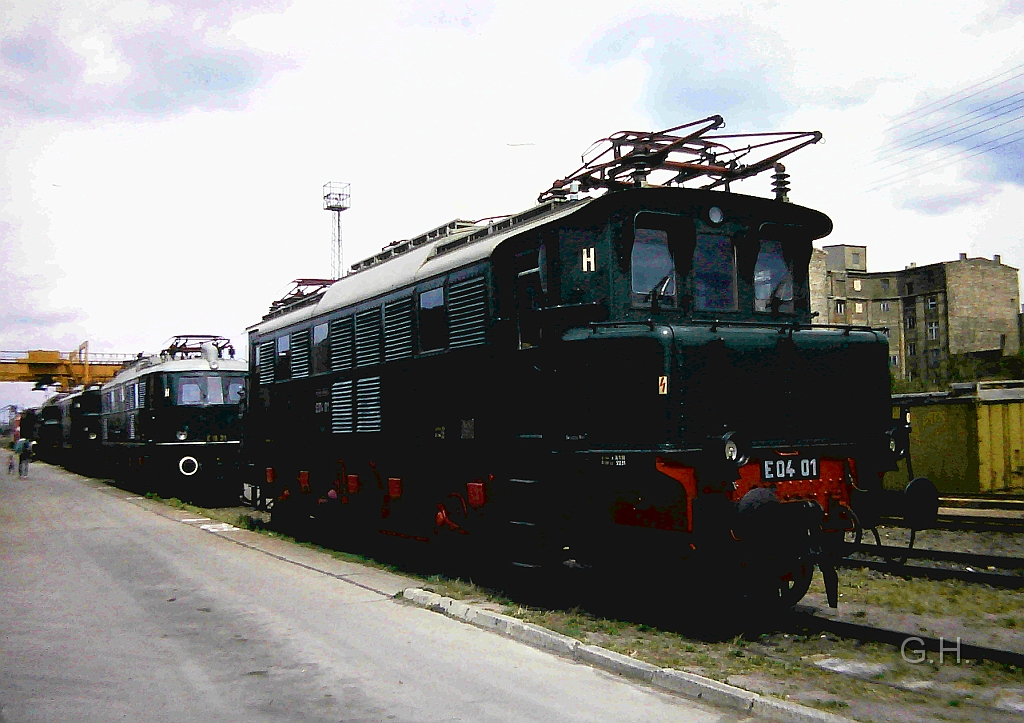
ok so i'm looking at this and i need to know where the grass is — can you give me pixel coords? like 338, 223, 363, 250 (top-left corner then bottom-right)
807, 566, 1024, 619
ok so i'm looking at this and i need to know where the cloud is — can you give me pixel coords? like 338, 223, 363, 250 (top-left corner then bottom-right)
397, 0, 496, 30
0, 0, 293, 122
0, 217, 85, 349
897, 186, 996, 216
585, 14, 792, 129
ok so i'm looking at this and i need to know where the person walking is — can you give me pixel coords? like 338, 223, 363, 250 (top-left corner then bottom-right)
14, 437, 32, 477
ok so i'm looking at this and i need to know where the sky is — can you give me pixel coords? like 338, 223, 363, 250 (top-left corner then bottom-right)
2, 0, 1024, 410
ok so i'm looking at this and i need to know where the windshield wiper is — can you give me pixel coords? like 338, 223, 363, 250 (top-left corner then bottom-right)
645, 273, 674, 311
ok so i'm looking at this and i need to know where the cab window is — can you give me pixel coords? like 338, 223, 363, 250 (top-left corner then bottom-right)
631, 228, 676, 308
693, 234, 737, 311
753, 239, 794, 314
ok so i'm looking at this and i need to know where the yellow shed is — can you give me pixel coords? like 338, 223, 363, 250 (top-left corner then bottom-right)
886, 381, 1024, 496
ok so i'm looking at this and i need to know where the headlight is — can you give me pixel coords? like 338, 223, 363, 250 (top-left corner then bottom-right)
176, 430, 188, 441
88, 432, 97, 440
720, 431, 750, 466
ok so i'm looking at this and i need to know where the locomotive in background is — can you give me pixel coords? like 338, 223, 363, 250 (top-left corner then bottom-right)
28, 335, 247, 502
34, 387, 103, 473
242, 117, 930, 609
99, 335, 247, 500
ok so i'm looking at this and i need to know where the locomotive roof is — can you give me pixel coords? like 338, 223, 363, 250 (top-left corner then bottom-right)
248, 197, 589, 336
249, 185, 832, 337
102, 356, 248, 389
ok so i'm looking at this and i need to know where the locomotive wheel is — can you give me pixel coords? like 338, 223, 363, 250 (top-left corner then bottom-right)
775, 559, 814, 610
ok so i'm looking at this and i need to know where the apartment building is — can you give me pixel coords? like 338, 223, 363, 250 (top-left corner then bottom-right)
813, 245, 1019, 384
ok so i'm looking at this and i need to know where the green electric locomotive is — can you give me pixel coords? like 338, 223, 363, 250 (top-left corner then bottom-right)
245, 117, 920, 609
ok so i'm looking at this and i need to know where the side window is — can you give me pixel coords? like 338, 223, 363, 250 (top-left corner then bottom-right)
752, 239, 794, 314
419, 287, 447, 352
276, 335, 291, 380
693, 234, 737, 312
312, 323, 330, 374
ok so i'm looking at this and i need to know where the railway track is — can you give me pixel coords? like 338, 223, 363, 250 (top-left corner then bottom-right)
792, 609, 1024, 668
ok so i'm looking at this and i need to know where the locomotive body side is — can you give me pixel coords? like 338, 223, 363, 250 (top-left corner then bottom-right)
100, 351, 247, 500
247, 186, 899, 607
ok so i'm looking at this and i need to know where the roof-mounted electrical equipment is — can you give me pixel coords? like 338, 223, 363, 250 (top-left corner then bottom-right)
538, 115, 823, 202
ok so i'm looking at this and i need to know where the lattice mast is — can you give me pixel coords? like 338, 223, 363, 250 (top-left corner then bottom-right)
323, 182, 351, 279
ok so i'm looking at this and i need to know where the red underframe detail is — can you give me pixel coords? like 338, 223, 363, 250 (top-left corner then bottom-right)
378, 528, 430, 543
298, 470, 311, 494
347, 474, 359, 494
388, 477, 402, 499
265, 467, 276, 485
435, 503, 469, 534
729, 458, 854, 526
655, 457, 697, 533
466, 481, 485, 509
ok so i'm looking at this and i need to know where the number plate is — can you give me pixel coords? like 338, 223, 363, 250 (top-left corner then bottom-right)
762, 456, 820, 481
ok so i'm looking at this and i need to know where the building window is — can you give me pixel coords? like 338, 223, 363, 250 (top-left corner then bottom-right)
880, 301, 890, 312
836, 300, 846, 315
927, 349, 941, 368
890, 354, 899, 367
881, 279, 890, 292
908, 342, 917, 356
927, 295, 937, 310
854, 302, 864, 313
906, 282, 915, 295
906, 315, 916, 329
853, 279, 862, 292
927, 321, 939, 340
852, 252, 861, 266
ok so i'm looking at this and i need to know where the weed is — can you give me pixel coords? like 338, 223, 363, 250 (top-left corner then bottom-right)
818, 700, 849, 710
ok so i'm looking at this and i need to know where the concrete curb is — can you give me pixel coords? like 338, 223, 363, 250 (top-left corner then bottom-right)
401, 587, 855, 723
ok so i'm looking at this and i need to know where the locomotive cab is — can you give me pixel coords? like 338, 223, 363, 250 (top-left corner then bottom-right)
532, 187, 893, 608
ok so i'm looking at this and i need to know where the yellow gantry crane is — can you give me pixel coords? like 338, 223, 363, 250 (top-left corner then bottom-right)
0, 342, 136, 391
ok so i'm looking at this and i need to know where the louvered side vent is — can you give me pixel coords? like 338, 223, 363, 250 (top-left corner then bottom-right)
138, 382, 146, 409
128, 413, 136, 440
331, 380, 354, 434
330, 317, 354, 371
355, 308, 382, 367
384, 298, 413, 362
259, 340, 276, 385
291, 329, 311, 378
449, 276, 488, 348
356, 376, 382, 432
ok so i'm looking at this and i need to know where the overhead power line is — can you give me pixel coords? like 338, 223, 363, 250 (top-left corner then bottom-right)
869, 59, 1024, 192
885, 62, 1024, 132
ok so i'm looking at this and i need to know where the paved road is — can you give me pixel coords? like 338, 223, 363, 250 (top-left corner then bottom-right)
0, 463, 749, 723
